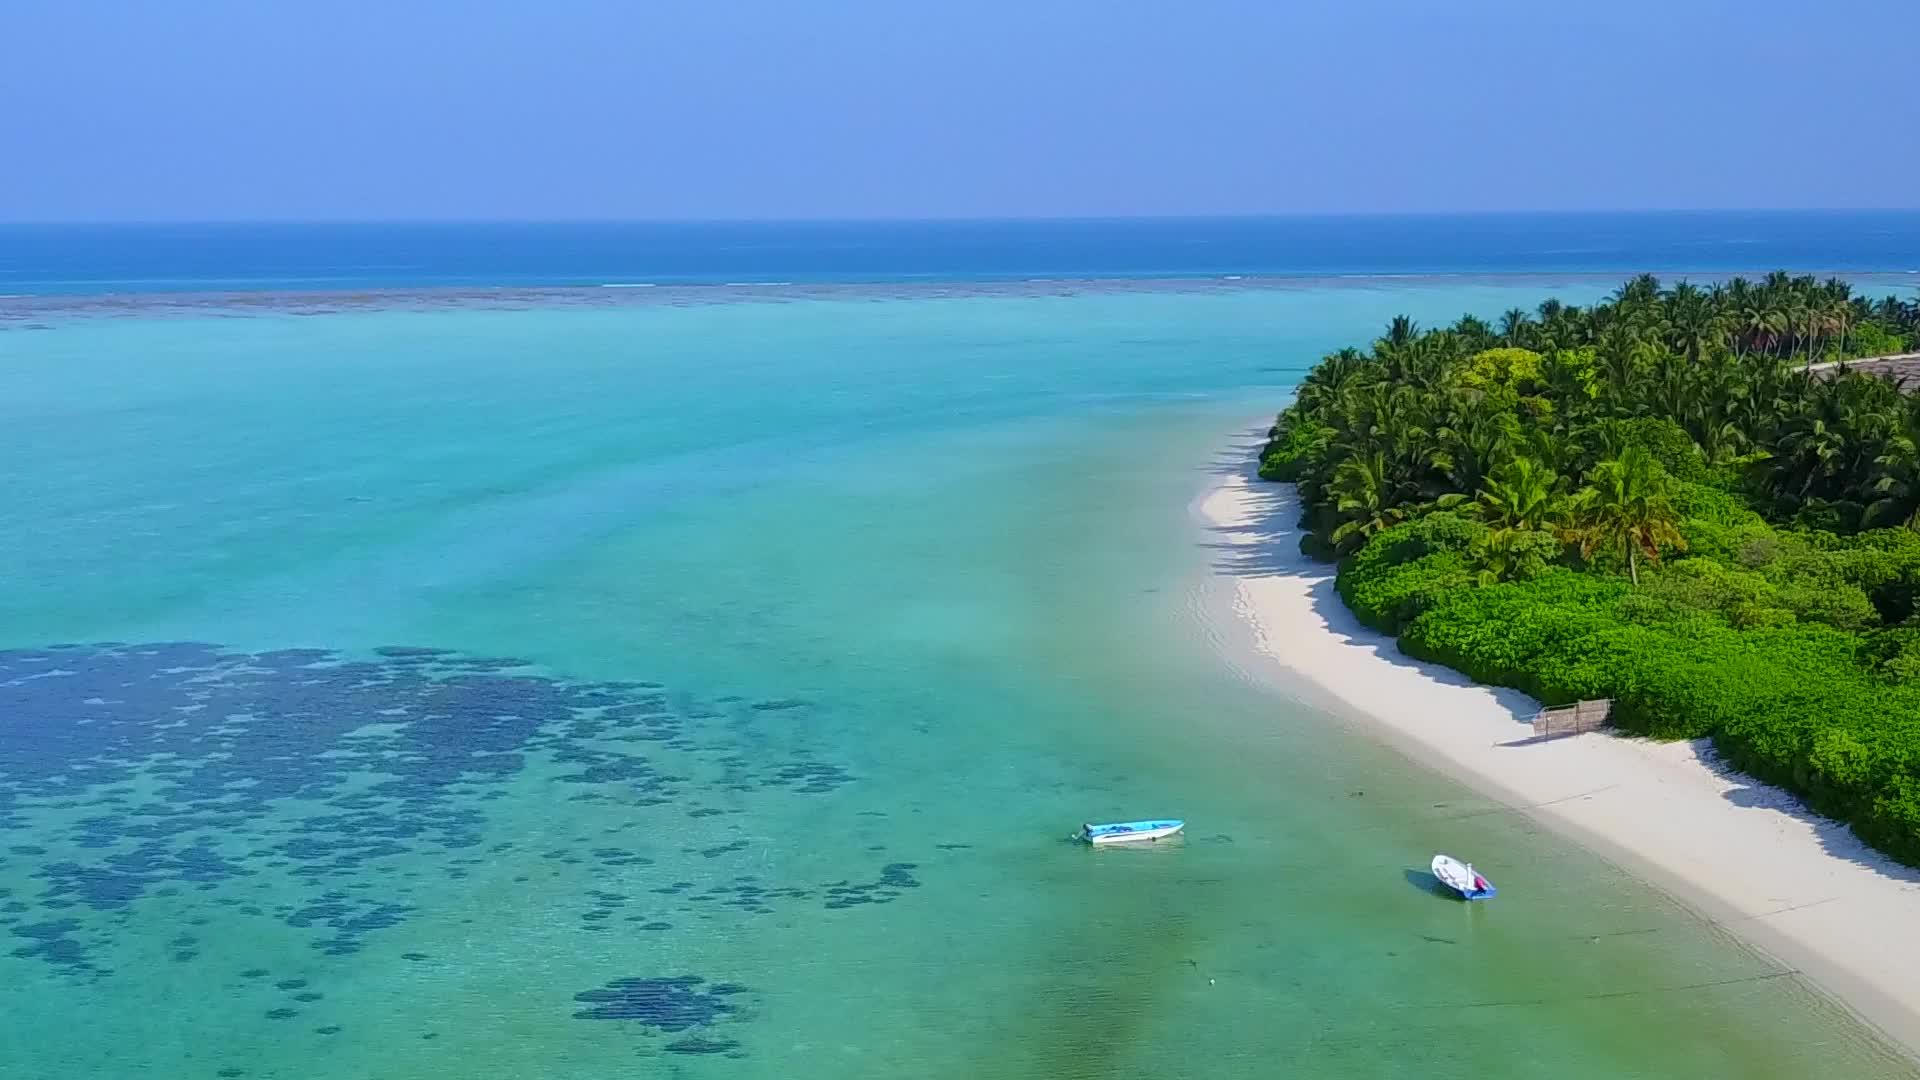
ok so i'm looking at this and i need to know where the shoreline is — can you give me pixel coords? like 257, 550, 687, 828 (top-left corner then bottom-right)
1199, 445, 1920, 1060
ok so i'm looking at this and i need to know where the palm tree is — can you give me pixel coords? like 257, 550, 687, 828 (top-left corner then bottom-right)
1683, 356, 1752, 465
1463, 456, 1572, 533
1499, 308, 1534, 348
1593, 329, 1648, 413
1822, 280, 1855, 360
1452, 314, 1496, 351
1785, 293, 1815, 367
1327, 450, 1418, 548
1668, 284, 1725, 362
1864, 434, 1920, 530
1294, 347, 1374, 414
1381, 316, 1420, 351
1643, 346, 1697, 423
1538, 348, 1599, 423
1468, 526, 1561, 587
1435, 406, 1517, 494
1272, 271, 1920, 559
1863, 394, 1920, 528
1738, 301, 1784, 359
1611, 273, 1662, 310
1765, 373, 1908, 504
1570, 446, 1685, 585
1339, 382, 1430, 458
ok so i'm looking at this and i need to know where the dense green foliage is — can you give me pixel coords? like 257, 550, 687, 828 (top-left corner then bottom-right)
1263, 273, 1920, 864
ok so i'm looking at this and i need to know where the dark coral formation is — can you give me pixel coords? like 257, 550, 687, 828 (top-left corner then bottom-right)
821, 863, 920, 910
0, 642, 880, 978
0, 640, 922, 1062
572, 974, 740, 1028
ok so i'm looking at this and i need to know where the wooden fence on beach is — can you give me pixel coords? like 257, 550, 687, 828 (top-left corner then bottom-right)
1531, 699, 1613, 740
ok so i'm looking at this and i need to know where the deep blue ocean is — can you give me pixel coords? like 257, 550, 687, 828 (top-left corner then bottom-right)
4, 212, 1919, 294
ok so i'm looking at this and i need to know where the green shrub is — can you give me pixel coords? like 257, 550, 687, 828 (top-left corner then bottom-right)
1436, 597, 1920, 856
1470, 528, 1563, 585
1859, 628, 1920, 681
1639, 560, 1770, 620
1790, 499, 1865, 534
1252, 273, 1920, 866
1334, 514, 1489, 632
1601, 417, 1709, 484
1340, 551, 1473, 633
1831, 532, 1920, 622
1775, 579, 1879, 631
1398, 571, 1627, 690
1672, 481, 1765, 528
1299, 531, 1337, 562
1455, 347, 1546, 399
1848, 322, 1908, 358
1259, 413, 1331, 482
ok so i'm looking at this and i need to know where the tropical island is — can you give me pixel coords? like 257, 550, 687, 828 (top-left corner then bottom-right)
1257, 273, 1920, 865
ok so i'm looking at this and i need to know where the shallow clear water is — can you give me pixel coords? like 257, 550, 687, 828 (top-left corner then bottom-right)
1, 283, 1913, 1078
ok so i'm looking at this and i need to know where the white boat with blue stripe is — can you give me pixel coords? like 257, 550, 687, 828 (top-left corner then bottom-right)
1432, 853, 1496, 900
1081, 819, 1184, 845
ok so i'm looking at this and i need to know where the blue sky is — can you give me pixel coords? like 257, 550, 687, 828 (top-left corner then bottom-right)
6, 0, 1916, 221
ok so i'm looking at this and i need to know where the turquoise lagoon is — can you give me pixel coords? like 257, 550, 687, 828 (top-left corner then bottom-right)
0, 281, 1913, 1079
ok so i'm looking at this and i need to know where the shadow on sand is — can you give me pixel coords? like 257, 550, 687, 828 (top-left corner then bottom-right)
1199, 429, 1538, 734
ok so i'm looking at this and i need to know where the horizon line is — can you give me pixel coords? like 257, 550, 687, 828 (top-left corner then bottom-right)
6, 208, 1920, 228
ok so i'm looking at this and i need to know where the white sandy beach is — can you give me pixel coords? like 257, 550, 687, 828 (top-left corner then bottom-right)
1201, 458, 1920, 1057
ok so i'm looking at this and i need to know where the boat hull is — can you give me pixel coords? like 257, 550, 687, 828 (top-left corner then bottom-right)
1083, 820, 1184, 845
1431, 854, 1497, 900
